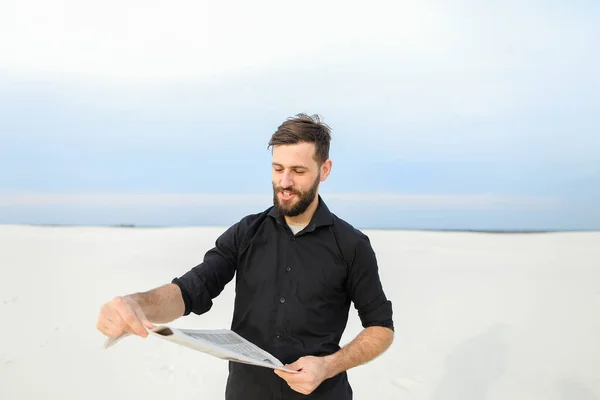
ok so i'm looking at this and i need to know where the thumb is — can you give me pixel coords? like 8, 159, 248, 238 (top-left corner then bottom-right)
133, 307, 155, 330
286, 358, 304, 371
143, 319, 156, 329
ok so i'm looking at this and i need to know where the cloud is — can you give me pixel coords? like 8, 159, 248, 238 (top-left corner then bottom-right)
0, 0, 444, 82
3, 0, 597, 161
0, 192, 560, 210
0, 0, 597, 200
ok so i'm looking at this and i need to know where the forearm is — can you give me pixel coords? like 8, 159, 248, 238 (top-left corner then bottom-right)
127, 283, 185, 323
323, 326, 394, 379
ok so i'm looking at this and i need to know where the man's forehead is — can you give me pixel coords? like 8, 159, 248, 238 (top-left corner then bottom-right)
272, 142, 316, 154
271, 143, 317, 166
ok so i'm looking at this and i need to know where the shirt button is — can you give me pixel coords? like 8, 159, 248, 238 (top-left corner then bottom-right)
279, 297, 286, 304
290, 236, 295, 241
275, 332, 281, 339
286, 266, 291, 272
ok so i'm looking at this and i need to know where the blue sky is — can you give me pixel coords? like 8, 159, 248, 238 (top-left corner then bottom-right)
0, 0, 598, 230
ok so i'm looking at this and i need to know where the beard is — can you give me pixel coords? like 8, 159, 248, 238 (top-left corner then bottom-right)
272, 173, 320, 217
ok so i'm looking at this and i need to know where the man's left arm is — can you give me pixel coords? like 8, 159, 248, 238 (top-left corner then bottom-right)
326, 232, 395, 373
274, 235, 394, 394
321, 324, 394, 379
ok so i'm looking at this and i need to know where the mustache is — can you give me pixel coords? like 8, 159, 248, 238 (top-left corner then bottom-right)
274, 186, 300, 195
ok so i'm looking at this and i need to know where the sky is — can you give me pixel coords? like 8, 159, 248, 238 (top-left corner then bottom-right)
0, 0, 599, 230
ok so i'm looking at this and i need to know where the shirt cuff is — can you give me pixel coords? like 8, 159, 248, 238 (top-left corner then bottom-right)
171, 272, 213, 316
358, 299, 394, 331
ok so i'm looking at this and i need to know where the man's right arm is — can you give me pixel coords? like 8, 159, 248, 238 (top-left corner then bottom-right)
127, 283, 185, 323
96, 283, 185, 339
97, 218, 247, 339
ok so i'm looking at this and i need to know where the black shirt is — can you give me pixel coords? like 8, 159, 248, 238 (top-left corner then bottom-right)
172, 195, 394, 400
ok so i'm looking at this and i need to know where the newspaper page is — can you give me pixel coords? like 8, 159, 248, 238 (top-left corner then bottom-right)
104, 325, 299, 373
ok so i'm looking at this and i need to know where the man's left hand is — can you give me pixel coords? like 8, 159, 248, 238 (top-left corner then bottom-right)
274, 356, 330, 395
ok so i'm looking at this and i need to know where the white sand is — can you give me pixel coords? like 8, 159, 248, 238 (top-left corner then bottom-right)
1, 225, 599, 399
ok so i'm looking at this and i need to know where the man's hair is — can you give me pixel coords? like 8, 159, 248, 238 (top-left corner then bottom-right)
267, 113, 332, 165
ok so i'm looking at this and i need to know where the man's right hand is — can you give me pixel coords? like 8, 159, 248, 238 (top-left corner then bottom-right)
96, 295, 155, 339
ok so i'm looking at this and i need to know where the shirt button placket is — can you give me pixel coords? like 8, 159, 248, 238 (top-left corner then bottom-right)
277, 234, 292, 347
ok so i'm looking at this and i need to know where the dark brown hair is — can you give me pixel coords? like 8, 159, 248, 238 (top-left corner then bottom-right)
267, 113, 332, 165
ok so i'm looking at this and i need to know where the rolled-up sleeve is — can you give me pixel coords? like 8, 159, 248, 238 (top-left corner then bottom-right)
172, 223, 240, 316
346, 235, 394, 331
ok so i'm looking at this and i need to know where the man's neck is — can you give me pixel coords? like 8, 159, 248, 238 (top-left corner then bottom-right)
284, 195, 319, 226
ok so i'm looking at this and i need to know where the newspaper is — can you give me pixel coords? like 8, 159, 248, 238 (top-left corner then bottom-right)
104, 325, 299, 373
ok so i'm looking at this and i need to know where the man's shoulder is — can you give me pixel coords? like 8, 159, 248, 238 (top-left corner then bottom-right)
328, 213, 377, 267
330, 212, 370, 244
216, 206, 273, 247
230, 206, 274, 233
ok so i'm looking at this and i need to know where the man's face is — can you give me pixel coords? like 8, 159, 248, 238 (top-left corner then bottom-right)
271, 142, 331, 217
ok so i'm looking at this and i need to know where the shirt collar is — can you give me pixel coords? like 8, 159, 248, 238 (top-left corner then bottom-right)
268, 194, 334, 231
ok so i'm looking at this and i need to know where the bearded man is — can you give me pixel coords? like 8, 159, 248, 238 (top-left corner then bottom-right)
96, 113, 394, 400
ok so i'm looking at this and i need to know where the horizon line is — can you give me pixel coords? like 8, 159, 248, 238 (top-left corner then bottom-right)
1, 222, 598, 234
0, 191, 560, 210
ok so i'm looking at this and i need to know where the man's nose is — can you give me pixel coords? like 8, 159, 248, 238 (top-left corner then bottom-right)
280, 171, 293, 188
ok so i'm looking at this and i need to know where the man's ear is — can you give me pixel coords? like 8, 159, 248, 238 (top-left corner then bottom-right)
320, 159, 332, 182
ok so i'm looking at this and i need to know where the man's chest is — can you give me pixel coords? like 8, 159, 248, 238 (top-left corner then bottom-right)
235, 229, 348, 301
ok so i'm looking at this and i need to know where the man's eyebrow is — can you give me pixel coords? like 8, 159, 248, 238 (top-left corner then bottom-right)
272, 162, 308, 169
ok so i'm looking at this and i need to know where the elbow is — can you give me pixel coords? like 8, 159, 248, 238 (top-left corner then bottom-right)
380, 325, 395, 348
365, 324, 395, 349
386, 327, 395, 347
380, 324, 396, 350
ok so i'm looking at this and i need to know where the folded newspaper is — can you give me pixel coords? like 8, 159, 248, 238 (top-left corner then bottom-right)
104, 325, 299, 373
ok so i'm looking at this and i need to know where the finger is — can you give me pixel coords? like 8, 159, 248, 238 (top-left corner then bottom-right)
97, 303, 117, 329
275, 369, 296, 377
274, 369, 292, 380
143, 319, 156, 329
274, 370, 296, 385
104, 313, 121, 327
105, 312, 132, 336
126, 313, 148, 337
118, 305, 148, 337
98, 310, 124, 336
285, 358, 307, 371
134, 307, 155, 330
128, 299, 155, 333
285, 359, 301, 370
96, 321, 111, 336
96, 322, 122, 338
275, 370, 306, 385
100, 301, 130, 329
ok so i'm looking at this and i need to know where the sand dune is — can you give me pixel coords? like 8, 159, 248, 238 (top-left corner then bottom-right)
1, 225, 598, 399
